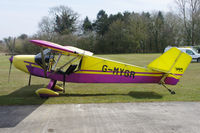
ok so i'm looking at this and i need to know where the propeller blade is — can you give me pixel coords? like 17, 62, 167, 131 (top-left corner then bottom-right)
8, 56, 13, 82
8, 62, 12, 82
8, 37, 15, 82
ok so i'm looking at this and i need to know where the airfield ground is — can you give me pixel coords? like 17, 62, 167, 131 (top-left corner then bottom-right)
0, 53, 200, 105
0, 54, 200, 133
0, 102, 200, 133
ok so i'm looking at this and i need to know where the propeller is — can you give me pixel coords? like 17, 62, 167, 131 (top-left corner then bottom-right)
7, 37, 16, 82
8, 56, 13, 82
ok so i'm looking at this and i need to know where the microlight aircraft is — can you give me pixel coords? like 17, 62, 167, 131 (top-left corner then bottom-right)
8, 40, 192, 97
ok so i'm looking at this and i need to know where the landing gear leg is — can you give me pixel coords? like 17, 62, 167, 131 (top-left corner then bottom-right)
159, 74, 176, 95
63, 81, 66, 94
35, 79, 61, 98
162, 83, 176, 95
63, 73, 66, 94
47, 79, 63, 92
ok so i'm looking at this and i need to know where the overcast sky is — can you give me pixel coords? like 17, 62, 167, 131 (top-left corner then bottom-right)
0, 0, 176, 40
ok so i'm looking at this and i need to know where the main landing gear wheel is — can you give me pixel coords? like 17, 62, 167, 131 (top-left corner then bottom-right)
36, 88, 59, 98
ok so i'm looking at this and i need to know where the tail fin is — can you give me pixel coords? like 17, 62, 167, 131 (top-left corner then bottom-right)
147, 48, 192, 85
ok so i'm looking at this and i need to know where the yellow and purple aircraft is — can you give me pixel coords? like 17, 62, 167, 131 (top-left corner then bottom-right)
9, 40, 192, 98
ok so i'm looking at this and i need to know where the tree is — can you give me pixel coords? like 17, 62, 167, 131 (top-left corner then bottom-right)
38, 5, 78, 36
3, 37, 16, 54
102, 20, 129, 53
128, 13, 148, 53
176, 0, 200, 45
52, 6, 78, 35
38, 16, 55, 39
150, 11, 165, 52
82, 16, 93, 33
77, 34, 96, 52
108, 12, 123, 23
35, 6, 188, 54
93, 10, 109, 36
18, 34, 28, 40
54, 11, 77, 34
164, 12, 183, 46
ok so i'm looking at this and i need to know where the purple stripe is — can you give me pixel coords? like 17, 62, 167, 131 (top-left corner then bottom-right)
26, 66, 179, 85
69, 73, 162, 83
174, 74, 183, 76
69, 73, 179, 85
164, 77, 179, 85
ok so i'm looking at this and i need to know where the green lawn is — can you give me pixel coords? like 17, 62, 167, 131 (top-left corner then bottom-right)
0, 53, 200, 105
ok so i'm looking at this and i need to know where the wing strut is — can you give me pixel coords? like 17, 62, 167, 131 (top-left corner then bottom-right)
40, 48, 47, 77
52, 53, 62, 70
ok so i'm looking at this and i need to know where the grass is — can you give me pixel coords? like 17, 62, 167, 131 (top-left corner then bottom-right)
0, 53, 200, 105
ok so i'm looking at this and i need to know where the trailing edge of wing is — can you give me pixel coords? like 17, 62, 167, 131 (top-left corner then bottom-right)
30, 40, 93, 56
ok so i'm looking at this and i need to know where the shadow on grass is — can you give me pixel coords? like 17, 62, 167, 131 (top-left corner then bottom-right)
59, 91, 163, 99
128, 91, 163, 99
0, 85, 46, 128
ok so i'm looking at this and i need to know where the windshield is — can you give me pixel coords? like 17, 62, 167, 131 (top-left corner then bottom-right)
35, 49, 52, 58
35, 49, 54, 68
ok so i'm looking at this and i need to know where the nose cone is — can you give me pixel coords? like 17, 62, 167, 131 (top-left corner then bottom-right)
13, 55, 35, 73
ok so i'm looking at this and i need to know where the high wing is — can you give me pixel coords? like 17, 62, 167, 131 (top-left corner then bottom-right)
30, 40, 93, 56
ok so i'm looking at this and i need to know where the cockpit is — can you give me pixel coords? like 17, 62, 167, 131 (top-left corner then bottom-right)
35, 49, 54, 67
35, 48, 82, 75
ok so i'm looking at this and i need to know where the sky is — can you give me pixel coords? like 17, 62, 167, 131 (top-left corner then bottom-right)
0, 0, 175, 40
